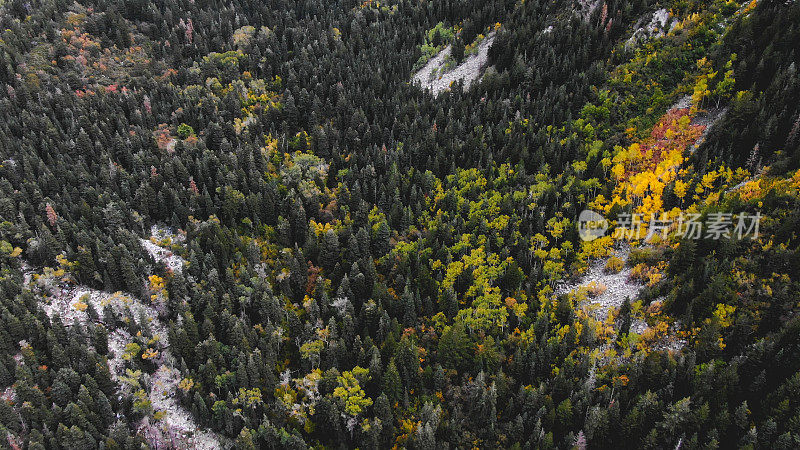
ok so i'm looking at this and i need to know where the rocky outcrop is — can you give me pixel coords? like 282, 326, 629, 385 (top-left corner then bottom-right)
412, 33, 495, 96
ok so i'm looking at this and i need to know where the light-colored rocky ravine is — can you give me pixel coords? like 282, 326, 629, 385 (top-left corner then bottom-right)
556, 243, 686, 352
412, 32, 495, 96
140, 224, 187, 273
22, 226, 222, 449
556, 244, 642, 321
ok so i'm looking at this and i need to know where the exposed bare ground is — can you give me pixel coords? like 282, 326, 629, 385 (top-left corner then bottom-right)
30, 278, 222, 448
140, 225, 187, 273
556, 244, 643, 320
412, 33, 495, 96
556, 244, 686, 351
23, 225, 222, 449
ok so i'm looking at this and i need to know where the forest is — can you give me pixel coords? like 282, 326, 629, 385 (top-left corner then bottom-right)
0, 0, 799, 448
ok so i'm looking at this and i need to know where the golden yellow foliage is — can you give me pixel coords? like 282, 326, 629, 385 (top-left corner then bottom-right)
141, 348, 159, 360
73, 301, 88, 312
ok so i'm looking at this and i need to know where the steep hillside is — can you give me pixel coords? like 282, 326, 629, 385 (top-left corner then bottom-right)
0, 0, 798, 448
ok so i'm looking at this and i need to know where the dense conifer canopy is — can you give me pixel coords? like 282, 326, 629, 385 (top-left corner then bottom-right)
0, 0, 799, 448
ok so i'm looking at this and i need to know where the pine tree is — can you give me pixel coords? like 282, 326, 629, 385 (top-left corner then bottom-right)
381, 359, 402, 402
319, 229, 340, 272
451, 37, 465, 64
373, 221, 391, 256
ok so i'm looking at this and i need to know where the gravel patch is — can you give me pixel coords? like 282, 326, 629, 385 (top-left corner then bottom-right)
625, 8, 678, 50
652, 322, 687, 352
630, 318, 648, 335
25, 265, 222, 449
671, 95, 692, 110
141, 224, 186, 273
575, 0, 603, 22
556, 244, 643, 320
688, 106, 728, 153
145, 365, 222, 449
556, 247, 686, 352
412, 33, 495, 96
